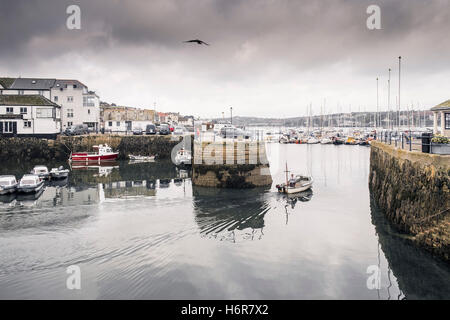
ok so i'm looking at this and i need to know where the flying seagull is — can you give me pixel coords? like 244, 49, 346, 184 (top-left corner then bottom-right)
183, 39, 210, 46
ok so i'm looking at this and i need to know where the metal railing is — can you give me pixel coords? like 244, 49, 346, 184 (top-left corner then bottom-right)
376, 130, 435, 153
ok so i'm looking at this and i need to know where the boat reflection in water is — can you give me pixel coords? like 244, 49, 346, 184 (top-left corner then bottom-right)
193, 187, 271, 242
71, 162, 119, 178
283, 189, 313, 209
279, 189, 313, 225
369, 199, 450, 300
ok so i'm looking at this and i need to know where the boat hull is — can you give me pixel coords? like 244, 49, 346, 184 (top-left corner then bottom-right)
278, 183, 312, 194
0, 185, 17, 195
50, 171, 69, 179
17, 181, 44, 193
70, 153, 119, 162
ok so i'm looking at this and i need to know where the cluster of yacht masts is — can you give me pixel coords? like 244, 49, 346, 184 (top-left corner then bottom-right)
289, 56, 430, 131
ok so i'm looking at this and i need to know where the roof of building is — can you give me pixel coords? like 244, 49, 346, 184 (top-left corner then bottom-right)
431, 100, 450, 111
9, 78, 56, 90
0, 77, 16, 89
0, 95, 60, 107
54, 79, 87, 89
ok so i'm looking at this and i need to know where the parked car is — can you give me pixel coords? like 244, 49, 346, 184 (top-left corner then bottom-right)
145, 124, 157, 135
159, 124, 170, 135
133, 127, 143, 135
219, 127, 251, 139
173, 126, 186, 135
64, 124, 88, 136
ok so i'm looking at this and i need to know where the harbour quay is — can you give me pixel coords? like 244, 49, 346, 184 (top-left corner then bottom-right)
0, 134, 183, 162
369, 140, 449, 261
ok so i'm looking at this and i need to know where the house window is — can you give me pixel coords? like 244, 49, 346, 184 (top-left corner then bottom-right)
67, 96, 74, 102
24, 121, 32, 128
116, 121, 120, 126
18, 90, 24, 95
20, 107, 27, 114
83, 96, 95, 107
67, 122, 73, 127
6, 107, 13, 114
36, 108, 53, 118
108, 121, 113, 127
445, 113, 450, 130
67, 109, 74, 118
38, 90, 44, 96
88, 109, 90, 115
2, 121, 15, 133
54, 96, 58, 102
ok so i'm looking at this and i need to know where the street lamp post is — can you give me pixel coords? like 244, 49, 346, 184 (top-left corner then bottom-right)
376, 77, 379, 129
398, 56, 401, 131
230, 107, 233, 125
388, 68, 391, 130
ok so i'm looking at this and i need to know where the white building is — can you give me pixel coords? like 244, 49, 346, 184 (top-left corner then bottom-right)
0, 77, 100, 132
50, 80, 100, 131
0, 95, 61, 138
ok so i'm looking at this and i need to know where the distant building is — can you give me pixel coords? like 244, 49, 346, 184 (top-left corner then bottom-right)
431, 99, 450, 136
101, 105, 156, 132
178, 115, 194, 127
0, 77, 100, 131
0, 95, 61, 139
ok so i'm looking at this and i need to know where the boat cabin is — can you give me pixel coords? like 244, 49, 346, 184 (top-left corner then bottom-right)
20, 174, 41, 186
0, 175, 17, 187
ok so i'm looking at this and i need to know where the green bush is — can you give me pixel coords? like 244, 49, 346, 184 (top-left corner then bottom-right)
431, 134, 449, 144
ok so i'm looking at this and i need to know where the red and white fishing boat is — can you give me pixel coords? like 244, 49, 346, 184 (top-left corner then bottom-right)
70, 144, 119, 163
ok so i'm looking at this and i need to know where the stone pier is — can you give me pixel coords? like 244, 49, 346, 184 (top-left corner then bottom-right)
369, 140, 449, 261
192, 141, 273, 188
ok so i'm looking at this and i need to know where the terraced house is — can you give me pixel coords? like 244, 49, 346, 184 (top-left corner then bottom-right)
0, 95, 61, 139
0, 77, 100, 133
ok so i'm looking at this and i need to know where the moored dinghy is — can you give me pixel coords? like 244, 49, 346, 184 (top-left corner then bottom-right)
49, 166, 70, 179
0, 175, 18, 195
30, 165, 50, 179
174, 148, 192, 166
18, 174, 44, 193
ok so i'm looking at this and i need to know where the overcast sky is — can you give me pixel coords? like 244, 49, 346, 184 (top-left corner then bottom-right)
0, 0, 449, 118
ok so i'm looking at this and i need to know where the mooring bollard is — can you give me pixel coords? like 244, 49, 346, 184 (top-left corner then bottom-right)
409, 132, 412, 151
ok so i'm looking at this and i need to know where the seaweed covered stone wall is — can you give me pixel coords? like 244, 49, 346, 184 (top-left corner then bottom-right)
192, 163, 272, 188
0, 135, 183, 162
369, 141, 449, 261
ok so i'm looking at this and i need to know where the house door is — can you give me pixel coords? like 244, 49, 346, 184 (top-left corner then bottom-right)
126, 121, 132, 131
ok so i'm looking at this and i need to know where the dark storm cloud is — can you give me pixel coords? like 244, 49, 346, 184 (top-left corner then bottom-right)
0, 0, 449, 116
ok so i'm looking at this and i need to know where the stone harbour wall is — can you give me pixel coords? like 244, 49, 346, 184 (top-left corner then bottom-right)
369, 140, 450, 261
0, 135, 183, 162
192, 141, 273, 188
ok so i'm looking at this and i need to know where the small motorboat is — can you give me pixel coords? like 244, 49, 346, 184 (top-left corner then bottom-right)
345, 137, 357, 145
70, 144, 119, 163
0, 175, 18, 195
332, 137, 345, 145
30, 165, 49, 179
276, 163, 313, 194
49, 166, 70, 179
174, 148, 192, 166
307, 137, 319, 144
17, 174, 44, 193
320, 137, 333, 144
277, 174, 313, 194
128, 154, 155, 161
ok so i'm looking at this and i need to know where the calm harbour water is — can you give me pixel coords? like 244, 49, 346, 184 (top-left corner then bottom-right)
0, 144, 449, 299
